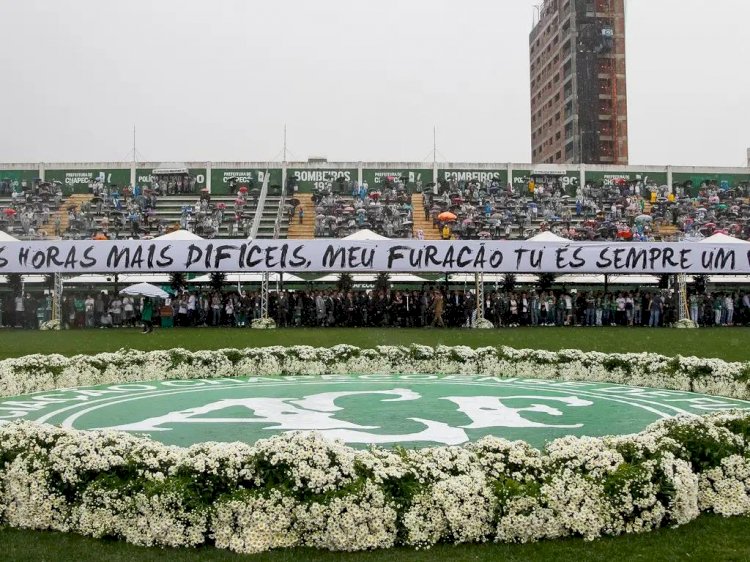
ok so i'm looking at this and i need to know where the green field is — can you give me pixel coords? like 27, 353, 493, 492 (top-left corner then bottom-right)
2, 514, 750, 562
0, 326, 749, 362
1, 327, 749, 560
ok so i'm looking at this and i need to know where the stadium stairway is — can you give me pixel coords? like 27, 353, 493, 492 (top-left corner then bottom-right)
411, 193, 441, 240
41, 193, 94, 237
254, 194, 289, 239
287, 193, 315, 239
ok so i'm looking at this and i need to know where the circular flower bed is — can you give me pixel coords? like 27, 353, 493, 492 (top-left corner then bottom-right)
1, 345, 749, 554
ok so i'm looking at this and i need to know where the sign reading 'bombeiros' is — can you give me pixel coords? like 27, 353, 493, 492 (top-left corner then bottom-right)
3, 376, 749, 449
0, 239, 748, 274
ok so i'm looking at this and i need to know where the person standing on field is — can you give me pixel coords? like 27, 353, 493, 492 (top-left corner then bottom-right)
141, 297, 153, 333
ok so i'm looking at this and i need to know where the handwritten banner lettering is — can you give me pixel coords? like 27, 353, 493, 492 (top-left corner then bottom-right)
0, 240, 747, 274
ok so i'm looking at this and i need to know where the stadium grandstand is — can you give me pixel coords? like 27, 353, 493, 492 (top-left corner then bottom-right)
1, 161, 748, 243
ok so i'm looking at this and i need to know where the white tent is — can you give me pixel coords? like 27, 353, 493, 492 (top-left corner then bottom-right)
65, 274, 171, 285
342, 229, 390, 241
0, 230, 18, 241
154, 229, 204, 241
314, 273, 428, 283
120, 282, 169, 298
697, 233, 750, 245
190, 272, 304, 283
527, 231, 570, 243
447, 273, 662, 286
0, 275, 46, 284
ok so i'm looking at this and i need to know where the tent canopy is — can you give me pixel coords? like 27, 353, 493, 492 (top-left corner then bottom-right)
342, 229, 390, 241
0, 230, 19, 242
697, 233, 750, 244
528, 231, 570, 243
314, 273, 428, 283
154, 229, 204, 241
190, 272, 304, 283
120, 283, 169, 298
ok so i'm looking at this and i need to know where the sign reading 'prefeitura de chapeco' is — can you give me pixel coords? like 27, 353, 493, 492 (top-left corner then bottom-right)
0, 239, 748, 274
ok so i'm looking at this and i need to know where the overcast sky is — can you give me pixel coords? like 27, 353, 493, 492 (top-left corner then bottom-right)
0, 0, 748, 167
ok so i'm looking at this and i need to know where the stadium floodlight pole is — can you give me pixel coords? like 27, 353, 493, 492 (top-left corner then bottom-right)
677, 273, 689, 322
475, 272, 484, 324
52, 273, 63, 328
261, 272, 270, 320
433, 126, 437, 166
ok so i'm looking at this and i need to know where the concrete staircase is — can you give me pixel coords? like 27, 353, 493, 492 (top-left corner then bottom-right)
287, 193, 315, 239
41, 193, 94, 237
411, 193, 441, 240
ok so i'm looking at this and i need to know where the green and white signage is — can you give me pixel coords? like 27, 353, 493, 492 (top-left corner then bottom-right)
362, 169, 433, 190
439, 169, 507, 186
586, 170, 668, 187
5, 375, 748, 449
288, 169, 357, 193
672, 172, 750, 196
44, 168, 131, 193
136, 168, 207, 191
0, 169, 38, 191
210, 169, 283, 195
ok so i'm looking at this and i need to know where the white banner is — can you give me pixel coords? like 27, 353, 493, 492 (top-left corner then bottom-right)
0, 239, 748, 274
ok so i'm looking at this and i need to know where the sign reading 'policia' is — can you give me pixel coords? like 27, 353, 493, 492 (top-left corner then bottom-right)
0, 239, 747, 274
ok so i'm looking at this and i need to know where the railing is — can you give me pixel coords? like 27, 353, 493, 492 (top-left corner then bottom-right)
272, 184, 286, 240
248, 170, 270, 240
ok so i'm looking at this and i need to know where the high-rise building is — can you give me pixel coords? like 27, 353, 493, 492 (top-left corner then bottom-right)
530, 0, 628, 165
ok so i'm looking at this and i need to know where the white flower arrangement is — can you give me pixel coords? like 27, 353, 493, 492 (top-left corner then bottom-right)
1, 345, 750, 554
251, 318, 277, 330
1, 345, 748, 400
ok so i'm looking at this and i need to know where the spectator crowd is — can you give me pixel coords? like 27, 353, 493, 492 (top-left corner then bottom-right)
3, 286, 749, 330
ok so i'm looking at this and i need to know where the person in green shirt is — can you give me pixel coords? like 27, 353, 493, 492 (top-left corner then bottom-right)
713, 294, 723, 326
73, 296, 85, 328
141, 297, 154, 333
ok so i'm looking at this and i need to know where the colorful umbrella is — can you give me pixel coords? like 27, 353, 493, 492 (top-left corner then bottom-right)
438, 211, 457, 222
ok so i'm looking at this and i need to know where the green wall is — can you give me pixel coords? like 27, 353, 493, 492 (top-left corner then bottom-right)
44, 168, 131, 194
210, 168, 282, 195
362, 168, 433, 190
136, 168, 207, 191
288, 168, 357, 193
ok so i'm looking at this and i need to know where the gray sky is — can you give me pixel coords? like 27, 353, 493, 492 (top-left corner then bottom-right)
0, 0, 748, 166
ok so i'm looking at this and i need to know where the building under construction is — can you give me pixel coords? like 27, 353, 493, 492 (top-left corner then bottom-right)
530, 0, 628, 165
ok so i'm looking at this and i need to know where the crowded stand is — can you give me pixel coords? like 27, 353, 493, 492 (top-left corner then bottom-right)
0, 176, 259, 240
285, 173, 750, 242
2, 173, 748, 242
305, 177, 415, 239
419, 176, 750, 242
0, 178, 63, 238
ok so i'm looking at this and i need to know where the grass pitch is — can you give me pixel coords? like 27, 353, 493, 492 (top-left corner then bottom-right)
0, 326, 749, 362
1, 514, 750, 561
1, 326, 749, 560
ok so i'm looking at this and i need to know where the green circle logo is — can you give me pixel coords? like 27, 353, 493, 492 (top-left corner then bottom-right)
3, 375, 749, 449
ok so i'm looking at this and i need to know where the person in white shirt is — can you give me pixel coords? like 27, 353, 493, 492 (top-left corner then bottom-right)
85, 295, 95, 327
109, 297, 122, 327
725, 294, 735, 326
122, 296, 135, 327
187, 293, 196, 326
14, 295, 24, 328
